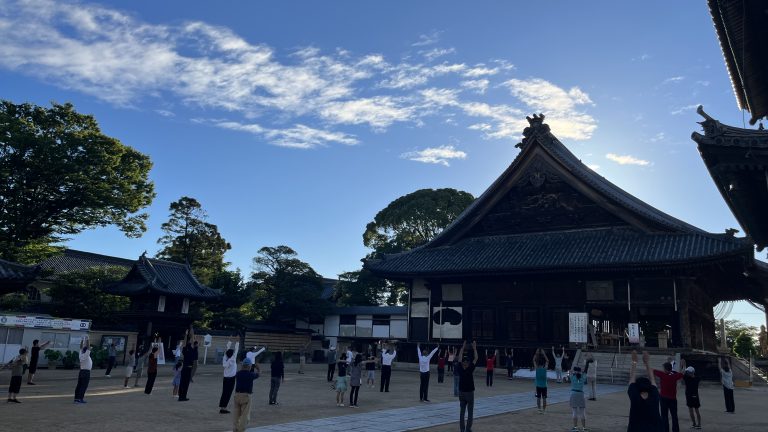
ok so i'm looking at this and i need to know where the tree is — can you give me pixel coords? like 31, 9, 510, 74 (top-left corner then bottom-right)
249, 246, 329, 323
733, 331, 758, 359
46, 266, 130, 324
717, 319, 759, 350
361, 188, 474, 304
199, 269, 258, 330
333, 269, 385, 306
156, 196, 231, 285
363, 188, 475, 256
0, 100, 155, 263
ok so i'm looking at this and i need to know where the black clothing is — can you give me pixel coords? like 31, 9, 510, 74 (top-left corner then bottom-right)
349, 385, 360, 406
9, 376, 22, 393
271, 361, 285, 379
380, 365, 392, 392
683, 375, 701, 408
74, 370, 90, 401
459, 391, 474, 432
660, 396, 680, 432
182, 344, 195, 366
337, 361, 348, 377
627, 382, 663, 432
457, 362, 476, 393
219, 376, 236, 408
419, 371, 430, 401
178, 365, 192, 400
144, 371, 157, 394
327, 363, 336, 381
723, 386, 735, 413
486, 370, 493, 387
105, 356, 116, 376
29, 346, 41, 374
365, 361, 375, 371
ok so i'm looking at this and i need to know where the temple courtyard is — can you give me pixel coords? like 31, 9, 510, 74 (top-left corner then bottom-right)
2, 363, 766, 431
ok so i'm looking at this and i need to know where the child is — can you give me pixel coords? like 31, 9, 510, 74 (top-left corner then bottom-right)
681, 360, 701, 430
124, 349, 135, 388
485, 348, 498, 387
335, 352, 348, 406
506, 347, 514, 379
172, 360, 183, 397
533, 347, 548, 413
365, 356, 376, 388
569, 366, 587, 431
349, 354, 363, 407
437, 348, 446, 383
6, 348, 27, 403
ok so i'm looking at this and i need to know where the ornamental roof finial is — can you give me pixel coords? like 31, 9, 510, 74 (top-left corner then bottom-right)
516, 113, 550, 149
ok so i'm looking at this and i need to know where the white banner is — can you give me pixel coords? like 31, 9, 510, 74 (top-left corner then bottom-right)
568, 313, 589, 343
0, 315, 90, 331
628, 323, 640, 344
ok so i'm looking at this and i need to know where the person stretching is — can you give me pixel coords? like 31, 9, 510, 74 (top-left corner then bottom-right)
485, 349, 498, 387
553, 346, 565, 383
533, 347, 549, 413
680, 359, 701, 430
653, 360, 683, 432
417, 343, 439, 402
380, 342, 397, 392
568, 365, 587, 431
457, 341, 478, 432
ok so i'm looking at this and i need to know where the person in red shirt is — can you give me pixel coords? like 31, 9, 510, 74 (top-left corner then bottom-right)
437, 348, 446, 383
485, 349, 498, 387
653, 361, 683, 432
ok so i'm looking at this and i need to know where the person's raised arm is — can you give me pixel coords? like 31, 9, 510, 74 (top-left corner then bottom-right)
472, 341, 478, 364
417, 343, 421, 359
551, 346, 555, 358
458, 341, 466, 360
643, 351, 655, 386
428, 345, 439, 359
254, 346, 266, 357
629, 350, 638, 384
41, 340, 51, 349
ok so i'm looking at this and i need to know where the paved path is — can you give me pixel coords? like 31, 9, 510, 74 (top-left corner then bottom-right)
247, 385, 625, 432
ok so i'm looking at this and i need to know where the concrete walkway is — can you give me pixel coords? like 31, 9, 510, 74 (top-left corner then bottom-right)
247, 385, 625, 432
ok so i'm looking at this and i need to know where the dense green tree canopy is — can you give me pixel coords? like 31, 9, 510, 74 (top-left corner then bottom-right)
0, 100, 155, 263
363, 188, 475, 256
249, 245, 329, 323
359, 188, 474, 304
333, 269, 385, 306
46, 266, 130, 324
198, 269, 257, 330
156, 196, 231, 286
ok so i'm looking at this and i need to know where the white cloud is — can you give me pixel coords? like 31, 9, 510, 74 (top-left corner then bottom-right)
661, 76, 685, 84
649, 132, 665, 142
412, 31, 442, 47
400, 145, 467, 166
421, 47, 455, 61
695, 80, 710, 87
631, 54, 651, 62
670, 104, 699, 115
586, 164, 600, 171
605, 153, 650, 166
211, 120, 358, 149
155, 109, 175, 117
461, 79, 489, 94
503, 78, 596, 140
319, 97, 415, 130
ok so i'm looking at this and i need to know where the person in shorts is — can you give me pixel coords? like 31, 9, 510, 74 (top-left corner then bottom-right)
681, 360, 701, 429
365, 355, 376, 388
6, 348, 28, 403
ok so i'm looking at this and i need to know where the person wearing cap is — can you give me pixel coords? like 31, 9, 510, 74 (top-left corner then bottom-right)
456, 340, 478, 432
627, 350, 663, 432
680, 359, 701, 430
233, 357, 260, 432
653, 360, 683, 432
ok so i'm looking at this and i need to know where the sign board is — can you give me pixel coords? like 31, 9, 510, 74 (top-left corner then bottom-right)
203, 334, 212, 346
0, 315, 90, 331
568, 313, 589, 343
628, 323, 640, 344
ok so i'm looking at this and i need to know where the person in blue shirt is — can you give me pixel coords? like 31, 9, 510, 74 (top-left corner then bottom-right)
233, 357, 260, 432
532, 347, 549, 414
569, 366, 587, 431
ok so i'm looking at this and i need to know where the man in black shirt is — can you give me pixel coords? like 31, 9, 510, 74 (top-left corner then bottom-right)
178, 329, 195, 401
27, 339, 50, 385
456, 340, 478, 432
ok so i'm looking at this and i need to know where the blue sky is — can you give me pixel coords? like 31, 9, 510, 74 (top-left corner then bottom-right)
1, 1, 765, 327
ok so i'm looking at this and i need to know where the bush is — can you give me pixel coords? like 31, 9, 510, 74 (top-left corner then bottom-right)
62, 351, 79, 369
90, 346, 109, 368
43, 349, 62, 362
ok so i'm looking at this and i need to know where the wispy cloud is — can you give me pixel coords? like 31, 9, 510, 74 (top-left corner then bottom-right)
209, 120, 359, 149
670, 104, 699, 115
661, 76, 685, 85
631, 54, 651, 62
0, 0, 598, 151
412, 30, 442, 47
586, 164, 600, 171
649, 132, 665, 142
400, 145, 467, 166
606, 153, 650, 166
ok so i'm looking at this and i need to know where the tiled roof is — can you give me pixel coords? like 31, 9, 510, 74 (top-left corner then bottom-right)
330, 306, 407, 316
366, 227, 752, 277
0, 258, 38, 281
104, 255, 220, 300
38, 249, 134, 275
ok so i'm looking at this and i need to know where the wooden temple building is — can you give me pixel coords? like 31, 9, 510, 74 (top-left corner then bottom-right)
0, 259, 38, 296
104, 253, 220, 346
366, 114, 767, 351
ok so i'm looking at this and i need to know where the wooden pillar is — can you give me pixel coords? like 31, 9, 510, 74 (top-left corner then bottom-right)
676, 279, 692, 348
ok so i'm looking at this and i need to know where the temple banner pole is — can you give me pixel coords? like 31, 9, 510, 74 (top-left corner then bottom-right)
673, 279, 678, 311
627, 280, 631, 311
